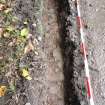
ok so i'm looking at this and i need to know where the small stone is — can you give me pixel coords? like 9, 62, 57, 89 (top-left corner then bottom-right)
95, 9, 99, 12
32, 23, 36, 27
34, 38, 39, 45
25, 103, 31, 105
38, 36, 42, 41
8, 42, 13, 46
35, 51, 38, 55
8, 39, 16, 46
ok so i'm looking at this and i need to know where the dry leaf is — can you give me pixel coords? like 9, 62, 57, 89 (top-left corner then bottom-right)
0, 4, 6, 11
24, 41, 34, 54
27, 33, 32, 39
4, 8, 12, 14
0, 28, 4, 38
6, 26, 14, 32
3, 32, 10, 38
9, 83, 16, 92
8, 39, 16, 46
21, 69, 32, 80
0, 86, 7, 97
0, 0, 6, 4
0, 56, 3, 60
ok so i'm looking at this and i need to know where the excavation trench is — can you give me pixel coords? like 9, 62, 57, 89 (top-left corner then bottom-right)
57, 0, 88, 105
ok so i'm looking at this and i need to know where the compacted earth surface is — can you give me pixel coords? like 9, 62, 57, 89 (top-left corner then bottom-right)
81, 0, 105, 105
0, 0, 105, 105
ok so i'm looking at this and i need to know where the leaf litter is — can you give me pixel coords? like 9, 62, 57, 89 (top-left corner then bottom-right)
0, 0, 40, 104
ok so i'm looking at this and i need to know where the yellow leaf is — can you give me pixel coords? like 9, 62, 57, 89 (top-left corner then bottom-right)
21, 69, 32, 80
21, 28, 29, 37
22, 69, 29, 77
6, 26, 14, 32
3, 32, 10, 38
4, 8, 12, 13
0, 86, 7, 97
0, 0, 6, 3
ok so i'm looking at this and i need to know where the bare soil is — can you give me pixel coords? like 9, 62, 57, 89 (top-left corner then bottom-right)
1, 0, 104, 105
81, 0, 105, 104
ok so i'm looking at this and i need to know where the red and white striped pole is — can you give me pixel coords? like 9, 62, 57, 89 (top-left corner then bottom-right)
75, 0, 95, 105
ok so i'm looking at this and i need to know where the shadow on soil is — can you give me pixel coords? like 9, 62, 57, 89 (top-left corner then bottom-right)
56, 0, 81, 105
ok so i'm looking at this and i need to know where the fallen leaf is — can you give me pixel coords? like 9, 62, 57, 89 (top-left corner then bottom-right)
21, 28, 29, 37
4, 8, 12, 14
32, 23, 36, 27
23, 21, 28, 25
0, 0, 6, 3
9, 84, 15, 92
0, 3, 6, 11
8, 39, 16, 46
6, 26, 14, 32
21, 68, 32, 80
12, 16, 18, 22
24, 41, 34, 54
3, 32, 10, 38
0, 55, 3, 60
0, 86, 7, 97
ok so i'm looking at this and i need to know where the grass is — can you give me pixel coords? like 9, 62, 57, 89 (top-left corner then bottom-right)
0, 0, 44, 104
0, 0, 28, 97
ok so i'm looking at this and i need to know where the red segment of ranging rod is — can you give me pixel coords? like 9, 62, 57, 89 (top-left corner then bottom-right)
76, 16, 81, 29
75, 0, 95, 105
76, 16, 84, 29
85, 77, 91, 98
80, 42, 88, 58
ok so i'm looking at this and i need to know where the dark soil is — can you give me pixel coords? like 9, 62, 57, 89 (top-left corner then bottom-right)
57, 0, 88, 105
